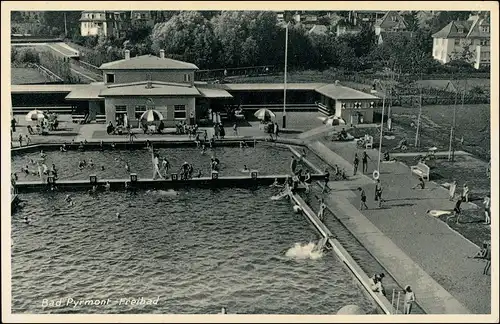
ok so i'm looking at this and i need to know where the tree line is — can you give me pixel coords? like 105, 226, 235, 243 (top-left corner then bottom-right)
13, 10, 488, 74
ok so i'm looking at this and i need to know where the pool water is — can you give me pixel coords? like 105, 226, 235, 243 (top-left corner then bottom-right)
11, 188, 374, 314
11, 146, 314, 181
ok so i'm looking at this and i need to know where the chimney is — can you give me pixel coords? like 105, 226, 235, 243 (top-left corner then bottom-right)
160, 49, 165, 59
124, 50, 130, 60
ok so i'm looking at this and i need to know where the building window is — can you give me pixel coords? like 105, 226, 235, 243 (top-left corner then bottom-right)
106, 73, 115, 83
135, 105, 147, 119
174, 105, 186, 119
184, 74, 191, 82
391, 15, 397, 21
458, 28, 464, 34
480, 39, 489, 46
481, 26, 489, 33
454, 39, 460, 46
115, 105, 127, 113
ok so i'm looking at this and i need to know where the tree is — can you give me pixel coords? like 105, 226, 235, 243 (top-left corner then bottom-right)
402, 11, 420, 31
241, 36, 259, 66
427, 11, 472, 33
151, 11, 219, 68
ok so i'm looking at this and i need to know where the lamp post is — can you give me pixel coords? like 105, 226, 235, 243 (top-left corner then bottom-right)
282, 22, 289, 129
372, 79, 386, 176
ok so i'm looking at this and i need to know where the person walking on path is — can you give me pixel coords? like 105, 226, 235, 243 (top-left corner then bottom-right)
468, 242, 491, 275
483, 195, 491, 225
274, 122, 280, 140
357, 187, 368, 210
233, 123, 238, 136
403, 286, 416, 314
353, 153, 359, 176
374, 179, 383, 208
447, 197, 463, 224
412, 176, 425, 190
18, 134, 23, 147
449, 180, 457, 201
322, 169, 331, 194
461, 183, 470, 203
362, 151, 371, 174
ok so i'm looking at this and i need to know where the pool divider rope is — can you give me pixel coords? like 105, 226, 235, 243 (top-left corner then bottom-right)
288, 192, 395, 315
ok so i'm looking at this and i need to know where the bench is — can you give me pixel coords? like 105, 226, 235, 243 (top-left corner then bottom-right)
410, 162, 430, 181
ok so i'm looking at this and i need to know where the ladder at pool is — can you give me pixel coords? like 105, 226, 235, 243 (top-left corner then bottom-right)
391, 289, 404, 314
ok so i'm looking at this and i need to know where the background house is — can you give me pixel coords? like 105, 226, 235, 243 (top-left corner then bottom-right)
432, 14, 490, 69
374, 11, 408, 40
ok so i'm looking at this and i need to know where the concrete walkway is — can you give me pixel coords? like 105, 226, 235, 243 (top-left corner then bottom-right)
312, 139, 491, 314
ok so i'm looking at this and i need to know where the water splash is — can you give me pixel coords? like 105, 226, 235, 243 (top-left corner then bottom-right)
285, 242, 323, 260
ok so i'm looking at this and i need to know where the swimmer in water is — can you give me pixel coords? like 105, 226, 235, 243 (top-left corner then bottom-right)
89, 158, 94, 168
101, 166, 105, 171
241, 165, 250, 173
270, 178, 283, 188
41, 163, 49, 175
65, 194, 74, 206
125, 162, 130, 172
60, 144, 67, 152
104, 181, 111, 191
23, 216, 30, 224
197, 169, 202, 178
116, 212, 121, 219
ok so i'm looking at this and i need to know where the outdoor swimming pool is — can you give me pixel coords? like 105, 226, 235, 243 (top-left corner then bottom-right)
11, 145, 317, 181
11, 188, 375, 314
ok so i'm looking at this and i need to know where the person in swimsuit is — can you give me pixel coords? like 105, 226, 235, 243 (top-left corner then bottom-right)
447, 197, 463, 224
483, 195, 491, 225
304, 171, 312, 192
469, 242, 491, 275
322, 169, 330, 193
403, 286, 416, 314
353, 153, 359, 176
358, 187, 368, 210
362, 151, 371, 173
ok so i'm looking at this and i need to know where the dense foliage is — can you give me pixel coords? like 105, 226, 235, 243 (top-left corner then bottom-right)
13, 10, 488, 74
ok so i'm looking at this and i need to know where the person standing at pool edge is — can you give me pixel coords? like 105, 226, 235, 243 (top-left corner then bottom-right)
353, 153, 359, 176
403, 286, 416, 314
362, 151, 371, 174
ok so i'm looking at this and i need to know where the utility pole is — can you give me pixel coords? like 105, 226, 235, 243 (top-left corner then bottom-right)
414, 85, 423, 147
448, 89, 458, 161
64, 12, 68, 38
452, 83, 466, 161
377, 93, 386, 175
282, 22, 289, 129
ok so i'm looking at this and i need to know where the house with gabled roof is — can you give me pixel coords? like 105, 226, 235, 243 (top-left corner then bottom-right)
432, 14, 490, 69
374, 11, 408, 40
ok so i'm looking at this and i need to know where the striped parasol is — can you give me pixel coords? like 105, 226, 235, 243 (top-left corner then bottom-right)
25, 109, 46, 122
254, 108, 275, 120
139, 109, 164, 123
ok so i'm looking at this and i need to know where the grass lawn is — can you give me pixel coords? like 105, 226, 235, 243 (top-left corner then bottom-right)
416, 79, 490, 92
11, 67, 54, 85
346, 104, 490, 161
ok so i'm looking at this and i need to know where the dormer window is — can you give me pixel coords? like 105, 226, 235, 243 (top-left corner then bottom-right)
458, 28, 464, 33
184, 74, 191, 83
391, 15, 397, 21
481, 26, 489, 33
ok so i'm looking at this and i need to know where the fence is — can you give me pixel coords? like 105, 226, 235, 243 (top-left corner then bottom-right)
195, 65, 280, 81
